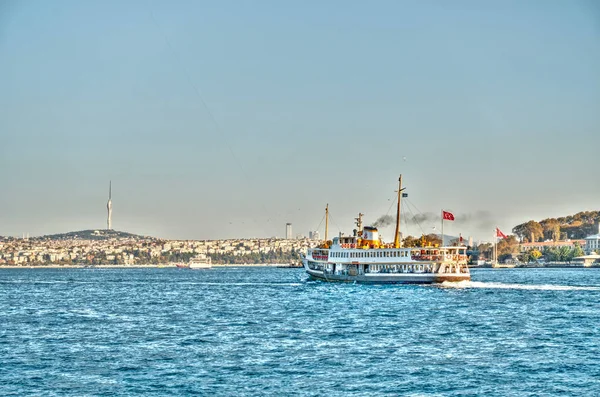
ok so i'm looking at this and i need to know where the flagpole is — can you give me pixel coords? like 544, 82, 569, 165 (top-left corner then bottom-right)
441, 210, 444, 247
493, 229, 497, 265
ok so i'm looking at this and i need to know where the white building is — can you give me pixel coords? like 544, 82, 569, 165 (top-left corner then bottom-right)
584, 224, 600, 254
286, 223, 292, 239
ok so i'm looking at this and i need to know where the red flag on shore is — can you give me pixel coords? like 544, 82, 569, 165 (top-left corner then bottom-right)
496, 228, 507, 239
442, 211, 455, 221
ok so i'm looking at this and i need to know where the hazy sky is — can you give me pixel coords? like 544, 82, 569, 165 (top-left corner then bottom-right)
1, 0, 598, 241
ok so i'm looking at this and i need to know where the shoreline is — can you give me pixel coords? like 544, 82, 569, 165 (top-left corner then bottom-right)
0, 263, 600, 270
0, 263, 302, 269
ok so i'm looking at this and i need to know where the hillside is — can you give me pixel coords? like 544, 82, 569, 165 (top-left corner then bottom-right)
33, 229, 155, 241
512, 211, 600, 242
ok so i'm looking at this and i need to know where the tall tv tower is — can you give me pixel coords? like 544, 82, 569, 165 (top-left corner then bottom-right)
107, 181, 112, 230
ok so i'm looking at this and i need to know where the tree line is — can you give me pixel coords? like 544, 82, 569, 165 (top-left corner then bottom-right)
512, 211, 600, 242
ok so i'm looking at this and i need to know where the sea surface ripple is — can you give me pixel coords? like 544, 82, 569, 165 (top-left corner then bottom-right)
1, 267, 600, 396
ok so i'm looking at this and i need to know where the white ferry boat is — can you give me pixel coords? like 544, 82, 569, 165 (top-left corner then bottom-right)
302, 175, 470, 284
189, 253, 212, 270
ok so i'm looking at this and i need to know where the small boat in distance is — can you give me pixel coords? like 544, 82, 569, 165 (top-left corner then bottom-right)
301, 175, 471, 284
176, 262, 189, 269
189, 253, 212, 270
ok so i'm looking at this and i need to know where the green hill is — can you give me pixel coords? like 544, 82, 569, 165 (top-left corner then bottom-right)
512, 211, 600, 242
34, 229, 155, 241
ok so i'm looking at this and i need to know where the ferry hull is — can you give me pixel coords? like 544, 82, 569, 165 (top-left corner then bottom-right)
305, 268, 469, 284
189, 265, 211, 270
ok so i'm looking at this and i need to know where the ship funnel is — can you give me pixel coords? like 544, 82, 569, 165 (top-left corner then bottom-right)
361, 226, 381, 248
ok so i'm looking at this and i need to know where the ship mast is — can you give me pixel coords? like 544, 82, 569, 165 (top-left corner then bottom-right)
325, 203, 329, 242
393, 175, 404, 248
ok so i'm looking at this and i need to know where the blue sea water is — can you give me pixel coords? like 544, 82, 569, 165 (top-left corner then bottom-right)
1, 268, 600, 396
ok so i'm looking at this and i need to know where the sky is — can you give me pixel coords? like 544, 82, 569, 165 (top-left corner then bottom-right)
0, 0, 599, 242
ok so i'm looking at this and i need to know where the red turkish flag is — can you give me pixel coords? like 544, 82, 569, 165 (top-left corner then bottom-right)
496, 228, 507, 239
442, 211, 454, 221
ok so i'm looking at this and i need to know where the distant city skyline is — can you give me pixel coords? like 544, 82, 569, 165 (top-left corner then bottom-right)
1, 1, 598, 241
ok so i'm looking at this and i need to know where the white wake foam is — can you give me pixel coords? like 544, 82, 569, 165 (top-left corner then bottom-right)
440, 281, 600, 291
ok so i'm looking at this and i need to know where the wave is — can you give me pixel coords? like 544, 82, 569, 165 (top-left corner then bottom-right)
0, 280, 93, 284
440, 281, 600, 291
177, 282, 303, 287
